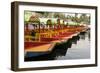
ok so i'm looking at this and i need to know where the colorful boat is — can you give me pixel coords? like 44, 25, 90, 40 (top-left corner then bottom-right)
24, 15, 89, 58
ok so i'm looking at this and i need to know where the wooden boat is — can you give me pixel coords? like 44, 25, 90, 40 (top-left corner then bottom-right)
24, 16, 89, 58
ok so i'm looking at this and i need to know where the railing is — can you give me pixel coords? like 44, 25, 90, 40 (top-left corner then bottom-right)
24, 26, 87, 42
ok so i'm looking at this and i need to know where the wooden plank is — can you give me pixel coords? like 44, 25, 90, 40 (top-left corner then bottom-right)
25, 43, 56, 52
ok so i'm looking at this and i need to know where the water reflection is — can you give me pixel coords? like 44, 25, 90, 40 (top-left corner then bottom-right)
25, 30, 90, 61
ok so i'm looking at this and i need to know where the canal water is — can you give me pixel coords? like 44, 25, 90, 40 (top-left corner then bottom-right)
25, 30, 90, 61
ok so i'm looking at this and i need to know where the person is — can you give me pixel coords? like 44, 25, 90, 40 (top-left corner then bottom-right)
31, 30, 36, 41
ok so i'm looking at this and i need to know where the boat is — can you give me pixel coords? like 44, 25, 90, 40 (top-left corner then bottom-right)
24, 15, 89, 58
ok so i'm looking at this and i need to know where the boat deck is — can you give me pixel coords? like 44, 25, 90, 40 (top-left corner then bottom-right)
25, 31, 81, 53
